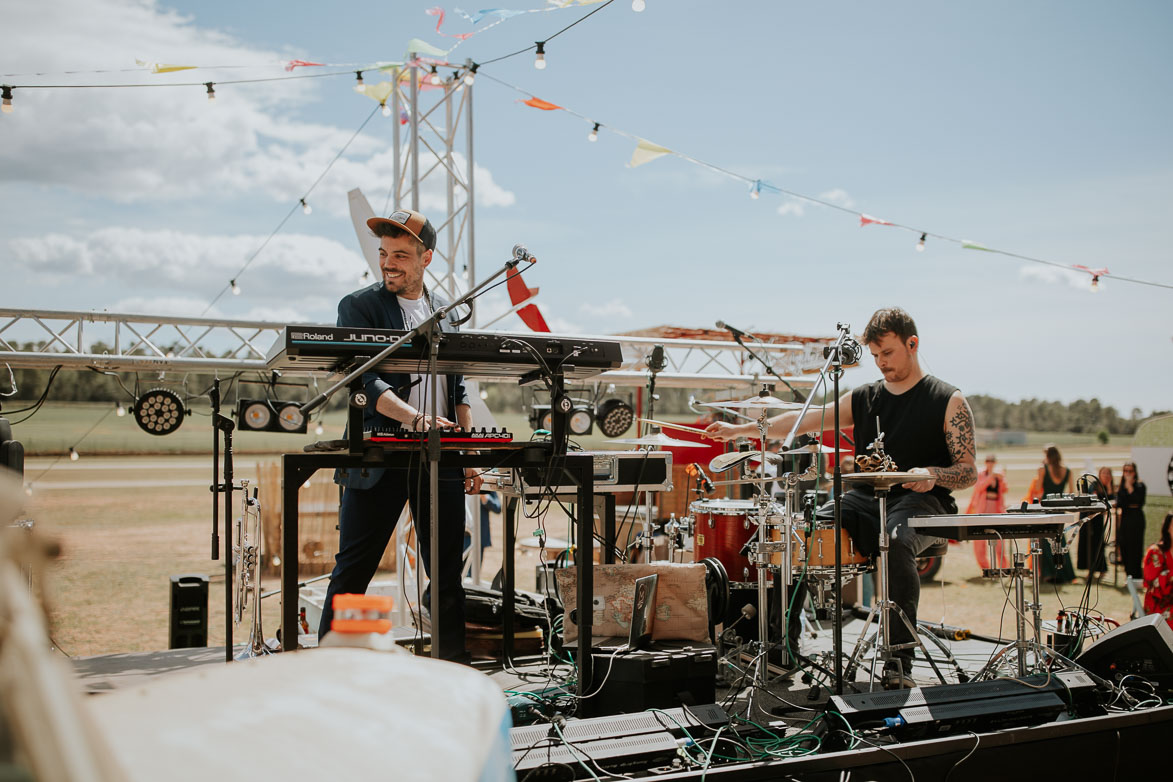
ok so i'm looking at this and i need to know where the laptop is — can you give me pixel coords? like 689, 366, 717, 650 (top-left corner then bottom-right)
592, 573, 658, 654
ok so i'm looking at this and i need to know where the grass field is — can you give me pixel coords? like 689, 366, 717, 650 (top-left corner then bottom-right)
6, 403, 1168, 659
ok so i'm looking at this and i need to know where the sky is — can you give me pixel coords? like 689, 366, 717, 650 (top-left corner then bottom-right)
2, 0, 1171, 415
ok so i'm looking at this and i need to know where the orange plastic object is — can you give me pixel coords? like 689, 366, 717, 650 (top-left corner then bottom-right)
331, 593, 394, 634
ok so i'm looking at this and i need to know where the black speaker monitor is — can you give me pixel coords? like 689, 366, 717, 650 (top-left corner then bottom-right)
1076, 613, 1173, 689
169, 574, 209, 649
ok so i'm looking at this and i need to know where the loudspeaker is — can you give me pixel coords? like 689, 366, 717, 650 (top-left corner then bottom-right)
1076, 613, 1173, 689
169, 574, 209, 649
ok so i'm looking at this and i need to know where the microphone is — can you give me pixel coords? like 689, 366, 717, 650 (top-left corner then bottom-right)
512, 244, 535, 263
690, 463, 715, 493
715, 320, 751, 340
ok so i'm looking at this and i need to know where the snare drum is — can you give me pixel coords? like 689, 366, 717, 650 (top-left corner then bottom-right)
785, 522, 870, 577
691, 499, 780, 585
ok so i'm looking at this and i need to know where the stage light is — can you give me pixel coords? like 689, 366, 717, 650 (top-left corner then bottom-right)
568, 406, 594, 436
355, 70, 364, 87
133, 388, 187, 435
236, 399, 308, 434
1, 86, 12, 114
464, 63, 478, 86
231, 279, 241, 295
300, 198, 312, 215
381, 102, 392, 117
534, 42, 547, 70
115, 401, 126, 417
529, 404, 553, 432
69, 447, 79, 461
596, 398, 635, 438
632, 0, 646, 10
205, 82, 215, 102
916, 233, 926, 252
588, 122, 599, 142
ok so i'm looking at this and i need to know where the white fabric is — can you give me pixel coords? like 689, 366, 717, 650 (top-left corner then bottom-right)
398, 294, 449, 420
88, 647, 513, 782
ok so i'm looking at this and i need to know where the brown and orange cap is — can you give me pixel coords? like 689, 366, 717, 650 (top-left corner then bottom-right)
367, 209, 437, 252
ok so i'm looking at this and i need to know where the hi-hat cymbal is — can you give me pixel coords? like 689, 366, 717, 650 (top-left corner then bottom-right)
608, 432, 707, 448
709, 451, 757, 473
698, 395, 804, 411
841, 471, 927, 489
777, 443, 841, 456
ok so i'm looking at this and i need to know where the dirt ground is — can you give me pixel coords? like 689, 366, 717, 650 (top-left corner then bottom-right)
17, 445, 1144, 658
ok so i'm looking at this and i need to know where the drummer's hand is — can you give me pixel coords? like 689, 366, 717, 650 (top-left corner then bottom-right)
902, 467, 936, 493
703, 421, 742, 442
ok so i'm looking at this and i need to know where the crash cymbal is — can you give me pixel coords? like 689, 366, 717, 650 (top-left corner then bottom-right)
698, 395, 804, 411
709, 450, 757, 473
608, 431, 707, 448
841, 471, 928, 489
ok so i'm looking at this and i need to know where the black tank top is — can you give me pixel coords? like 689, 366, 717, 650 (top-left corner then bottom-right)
850, 374, 958, 503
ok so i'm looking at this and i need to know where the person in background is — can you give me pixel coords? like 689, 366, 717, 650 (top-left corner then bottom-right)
967, 454, 1010, 570
465, 491, 500, 560
1142, 512, 1173, 629
1037, 445, 1076, 583
1077, 466, 1114, 581
1117, 461, 1147, 618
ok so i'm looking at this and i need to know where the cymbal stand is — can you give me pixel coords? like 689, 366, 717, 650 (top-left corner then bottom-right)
844, 485, 948, 690
747, 406, 787, 685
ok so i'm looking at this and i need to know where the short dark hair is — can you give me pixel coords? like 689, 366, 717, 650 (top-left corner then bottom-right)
862, 307, 917, 345
371, 221, 425, 255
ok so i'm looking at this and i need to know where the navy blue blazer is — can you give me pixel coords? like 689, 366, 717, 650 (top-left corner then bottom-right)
334, 282, 470, 490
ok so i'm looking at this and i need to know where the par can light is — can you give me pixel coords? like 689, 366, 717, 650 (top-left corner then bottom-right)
133, 389, 186, 436
596, 398, 635, 438
236, 399, 308, 434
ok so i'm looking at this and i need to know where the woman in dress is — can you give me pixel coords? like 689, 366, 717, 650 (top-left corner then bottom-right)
1142, 512, 1173, 629
1038, 445, 1075, 583
968, 454, 1011, 570
1077, 466, 1113, 580
1116, 461, 1147, 618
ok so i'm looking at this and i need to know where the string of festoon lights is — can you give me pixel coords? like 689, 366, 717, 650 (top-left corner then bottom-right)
477, 71, 1172, 294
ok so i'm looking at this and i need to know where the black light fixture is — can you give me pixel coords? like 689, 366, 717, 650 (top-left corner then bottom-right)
133, 388, 187, 435
529, 402, 595, 435
596, 398, 635, 438
236, 399, 307, 434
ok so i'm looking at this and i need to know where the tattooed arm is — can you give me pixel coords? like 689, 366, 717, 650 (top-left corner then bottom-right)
902, 391, 978, 492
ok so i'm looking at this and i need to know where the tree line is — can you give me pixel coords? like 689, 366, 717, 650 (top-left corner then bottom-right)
1, 341, 1165, 434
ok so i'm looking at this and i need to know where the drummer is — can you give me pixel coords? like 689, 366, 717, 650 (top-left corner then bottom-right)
704, 307, 976, 689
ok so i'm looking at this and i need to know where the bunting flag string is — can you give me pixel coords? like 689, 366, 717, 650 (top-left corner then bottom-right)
488, 70, 1172, 292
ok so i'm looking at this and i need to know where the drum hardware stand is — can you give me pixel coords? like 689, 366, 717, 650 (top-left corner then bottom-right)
842, 477, 951, 690
974, 535, 1081, 680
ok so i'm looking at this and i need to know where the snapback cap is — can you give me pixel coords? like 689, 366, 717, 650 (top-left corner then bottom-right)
366, 209, 437, 252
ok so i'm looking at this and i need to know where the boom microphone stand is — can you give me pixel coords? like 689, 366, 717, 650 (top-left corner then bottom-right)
778, 322, 860, 695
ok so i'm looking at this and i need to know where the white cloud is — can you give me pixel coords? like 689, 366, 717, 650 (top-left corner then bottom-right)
818, 188, 855, 208
9, 227, 366, 319
776, 199, 806, 217
578, 298, 632, 319
1018, 264, 1094, 291
0, 0, 513, 213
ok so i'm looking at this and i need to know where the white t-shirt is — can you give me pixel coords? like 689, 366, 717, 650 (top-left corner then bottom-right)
398, 294, 449, 421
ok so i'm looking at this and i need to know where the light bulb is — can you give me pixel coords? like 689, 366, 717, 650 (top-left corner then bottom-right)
205, 82, 215, 102
464, 64, 478, 86
359, 269, 372, 285
315, 423, 325, 436
916, 233, 926, 252
429, 66, 442, 86
1090, 275, 1100, 293
116, 402, 126, 417
355, 70, 364, 87
69, 447, 79, 461
588, 122, 599, 142
479, 388, 489, 400
231, 279, 241, 295
534, 42, 547, 70
300, 198, 312, 215
633, 0, 646, 10
24, 486, 32, 496
381, 102, 392, 117
750, 181, 761, 200
1, 86, 12, 114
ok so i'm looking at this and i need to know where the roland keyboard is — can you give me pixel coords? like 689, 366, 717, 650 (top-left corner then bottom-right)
908, 512, 1078, 541
266, 325, 623, 380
